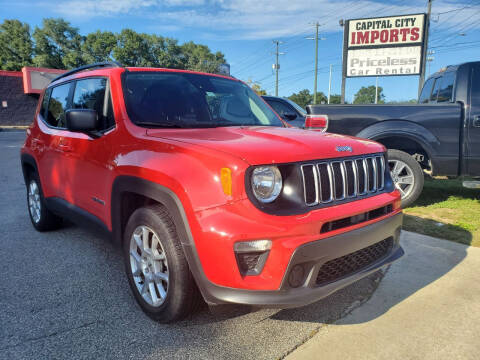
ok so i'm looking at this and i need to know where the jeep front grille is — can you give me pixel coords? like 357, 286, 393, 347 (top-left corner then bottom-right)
301, 155, 385, 206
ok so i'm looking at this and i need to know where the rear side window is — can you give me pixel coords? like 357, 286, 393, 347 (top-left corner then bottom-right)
419, 78, 434, 104
47, 83, 71, 128
72, 78, 115, 130
437, 72, 456, 102
40, 88, 51, 119
269, 100, 295, 118
430, 78, 442, 102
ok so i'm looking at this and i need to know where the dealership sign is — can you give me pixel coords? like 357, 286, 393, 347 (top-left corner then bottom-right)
343, 14, 426, 77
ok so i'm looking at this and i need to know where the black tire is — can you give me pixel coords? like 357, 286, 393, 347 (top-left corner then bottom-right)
387, 149, 424, 208
123, 205, 203, 323
26, 171, 62, 231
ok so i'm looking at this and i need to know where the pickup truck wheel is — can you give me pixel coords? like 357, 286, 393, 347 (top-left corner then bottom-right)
26, 173, 62, 231
123, 205, 202, 323
387, 149, 424, 208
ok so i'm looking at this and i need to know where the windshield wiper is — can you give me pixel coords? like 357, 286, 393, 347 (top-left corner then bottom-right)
135, 121, 184, 128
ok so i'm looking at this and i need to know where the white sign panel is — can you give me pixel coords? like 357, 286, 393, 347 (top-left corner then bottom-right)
347, 46, 422, 77
348, 14, 425, 47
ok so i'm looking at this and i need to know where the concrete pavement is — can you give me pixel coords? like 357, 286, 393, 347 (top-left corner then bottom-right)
286, 231, 480, 360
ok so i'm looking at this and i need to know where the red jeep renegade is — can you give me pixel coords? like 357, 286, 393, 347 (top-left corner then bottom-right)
21, 62, 403, 322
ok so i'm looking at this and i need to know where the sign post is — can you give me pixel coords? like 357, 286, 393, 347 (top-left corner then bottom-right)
341, 13, 426, 103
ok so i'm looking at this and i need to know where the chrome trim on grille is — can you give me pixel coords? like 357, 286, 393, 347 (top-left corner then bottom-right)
300, 154, 386, 207
317, 162, 333, 203
331, 161, 345, 200
301, 164, 319, 206
344, 160, 357, 198
378, 156, 385, 190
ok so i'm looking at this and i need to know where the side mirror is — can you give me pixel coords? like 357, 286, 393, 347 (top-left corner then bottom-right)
283, 112, 297, 120
65, 109, 99, 132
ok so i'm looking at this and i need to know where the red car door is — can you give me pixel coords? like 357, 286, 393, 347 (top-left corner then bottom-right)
61, 77, 116, 226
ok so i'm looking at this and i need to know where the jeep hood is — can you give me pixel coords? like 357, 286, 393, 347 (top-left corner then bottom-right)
146, 126, 384, 165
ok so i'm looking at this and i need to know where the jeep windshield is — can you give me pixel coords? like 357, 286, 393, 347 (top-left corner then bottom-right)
123, 72, 284, 128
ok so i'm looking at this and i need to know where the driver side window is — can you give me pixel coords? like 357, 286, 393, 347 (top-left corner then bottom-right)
269, 100, 295, 119
72, 78, 115, 131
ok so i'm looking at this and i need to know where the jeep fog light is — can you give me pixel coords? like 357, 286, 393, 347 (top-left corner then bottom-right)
251, 166, 282, 203
234, 240, 272, 276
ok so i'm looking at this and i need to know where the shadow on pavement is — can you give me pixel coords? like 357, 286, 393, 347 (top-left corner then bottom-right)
271, 230, 467, 325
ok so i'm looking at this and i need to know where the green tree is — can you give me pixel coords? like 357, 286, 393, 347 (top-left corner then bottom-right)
353, 85, 385, 104
313, 91, 328, 104
0, 17, 228, 73
0, 19, 33, 70
245, 79, 267, 95
180, 41, 226, 73
82, 30, 117, 63
251, 84, 267, 96
288, 89, 312, 108
329, 94, 342, 104
147, 35, 183, 68
112, 29, 152, 67
288, 89, 328, 107
33, 18, 84, 69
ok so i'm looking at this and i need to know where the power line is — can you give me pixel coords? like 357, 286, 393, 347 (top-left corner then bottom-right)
436, 3, 478, 15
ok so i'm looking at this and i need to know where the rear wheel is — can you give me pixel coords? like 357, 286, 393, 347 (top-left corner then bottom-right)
387, 149, 424, 208
26, 172, 62, 231
123, 205, 202, 322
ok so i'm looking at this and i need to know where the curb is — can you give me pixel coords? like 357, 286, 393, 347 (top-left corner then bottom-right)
0, 126, 29, 132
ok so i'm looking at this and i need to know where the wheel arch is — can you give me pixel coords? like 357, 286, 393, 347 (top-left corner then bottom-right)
20, 153, 39, 183
111, 176, 193, 248
356, 121, 437, 171
111, 175, 213, 301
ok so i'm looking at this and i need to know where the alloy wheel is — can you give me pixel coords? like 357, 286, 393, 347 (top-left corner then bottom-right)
129, 225, 169, 307
389, 159, 415, 199
28, 180, 41, 223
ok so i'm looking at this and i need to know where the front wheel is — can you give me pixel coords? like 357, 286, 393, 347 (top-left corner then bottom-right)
387, 149, 424, 208
123, 205, 202, 323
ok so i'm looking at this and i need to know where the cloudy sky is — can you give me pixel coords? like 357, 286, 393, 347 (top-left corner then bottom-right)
2, 0, 480, 101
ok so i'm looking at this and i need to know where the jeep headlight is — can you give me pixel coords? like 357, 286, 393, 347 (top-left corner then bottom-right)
251, 166, 282, 203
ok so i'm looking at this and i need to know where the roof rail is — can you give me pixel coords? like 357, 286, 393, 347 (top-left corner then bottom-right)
50, 61, 123, 83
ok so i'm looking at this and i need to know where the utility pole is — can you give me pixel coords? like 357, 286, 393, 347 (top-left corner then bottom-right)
306, 23, 325, 104
375, 77, 378, 104
419, 0, 432, 97
328, 64, 333, 104
313, 22, 319, 104
339, 19, 347, 104
272, 40, 284, 96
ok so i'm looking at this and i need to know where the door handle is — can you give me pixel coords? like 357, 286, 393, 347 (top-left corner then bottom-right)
473, 115, 480, 128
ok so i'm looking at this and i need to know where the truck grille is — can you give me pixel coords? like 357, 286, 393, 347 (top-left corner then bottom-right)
316, 237, 393, 286
301, 155, 385, 206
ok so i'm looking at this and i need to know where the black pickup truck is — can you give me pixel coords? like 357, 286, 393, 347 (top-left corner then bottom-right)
307, 61, 480, 207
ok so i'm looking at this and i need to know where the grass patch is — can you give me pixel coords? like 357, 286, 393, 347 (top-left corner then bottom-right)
403, 177, 480, 247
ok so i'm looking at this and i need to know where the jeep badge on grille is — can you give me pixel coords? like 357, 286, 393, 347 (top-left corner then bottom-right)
335, 145, 353, 152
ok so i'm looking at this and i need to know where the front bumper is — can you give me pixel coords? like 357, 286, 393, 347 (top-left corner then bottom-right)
193, 212, 403, 308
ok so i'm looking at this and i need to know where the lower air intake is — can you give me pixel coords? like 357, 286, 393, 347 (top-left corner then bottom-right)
316, 237, 393, 286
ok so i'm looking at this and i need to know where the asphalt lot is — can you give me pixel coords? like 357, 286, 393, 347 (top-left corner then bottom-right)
0, 131, 384, 360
